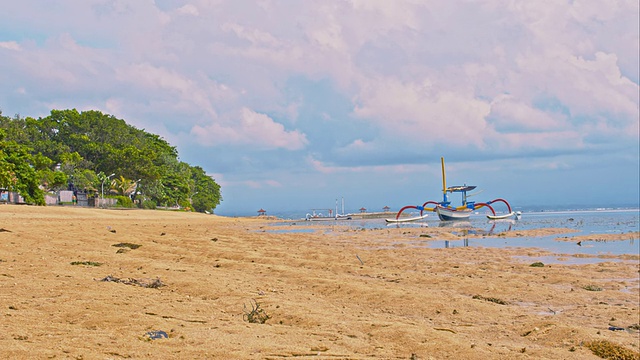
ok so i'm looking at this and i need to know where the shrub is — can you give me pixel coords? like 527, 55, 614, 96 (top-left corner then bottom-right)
141, 199, 156, 209
114, 195, 133, 208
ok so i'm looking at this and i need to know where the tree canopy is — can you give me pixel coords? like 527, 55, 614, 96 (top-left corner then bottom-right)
0, 109, 221, 212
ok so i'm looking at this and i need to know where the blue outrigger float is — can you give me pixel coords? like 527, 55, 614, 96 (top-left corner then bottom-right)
389, 157, 521, 222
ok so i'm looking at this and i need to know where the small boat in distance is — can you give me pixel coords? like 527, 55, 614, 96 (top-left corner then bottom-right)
306, 212, 343, 221
305, 197, 352, 221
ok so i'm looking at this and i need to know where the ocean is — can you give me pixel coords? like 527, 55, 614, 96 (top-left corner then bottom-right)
264, 208, 640, 261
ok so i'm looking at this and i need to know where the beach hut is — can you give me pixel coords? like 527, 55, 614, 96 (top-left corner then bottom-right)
359, 207, 367, 213
257, 208, 267, 216
383, 206, 390, 212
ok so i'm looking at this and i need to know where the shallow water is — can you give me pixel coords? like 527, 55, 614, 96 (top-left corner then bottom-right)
269, 209, 640, 260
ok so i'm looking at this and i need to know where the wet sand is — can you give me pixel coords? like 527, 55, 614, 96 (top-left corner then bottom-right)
0, 205, 638, 359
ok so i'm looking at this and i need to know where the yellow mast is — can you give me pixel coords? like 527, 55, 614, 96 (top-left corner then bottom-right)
441, 157, 447, 195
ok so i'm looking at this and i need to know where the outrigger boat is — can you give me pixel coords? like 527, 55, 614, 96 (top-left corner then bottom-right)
305, 210, 338, 221
306, 212, 352, 221
393, 157, 521, 221
384, 213, 429, 223
306, 197, 353, 221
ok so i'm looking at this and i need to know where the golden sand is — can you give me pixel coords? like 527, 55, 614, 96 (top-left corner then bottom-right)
0, 205, 638, 359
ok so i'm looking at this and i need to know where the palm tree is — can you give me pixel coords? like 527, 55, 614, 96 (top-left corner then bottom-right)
111, 175, 137, 197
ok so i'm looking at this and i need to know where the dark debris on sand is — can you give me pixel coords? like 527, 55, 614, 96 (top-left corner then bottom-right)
99, 275, 165, 288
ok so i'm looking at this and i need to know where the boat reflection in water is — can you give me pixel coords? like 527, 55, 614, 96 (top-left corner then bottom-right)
444, 238, 470, 248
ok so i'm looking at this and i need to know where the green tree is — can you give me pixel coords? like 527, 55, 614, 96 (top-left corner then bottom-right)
161, 160, 194, 208
0, 130, 16, 188
72, 168, 99, 192
38, 169, 68, 192
190, 166, 222, 212
0, 129, 45, 205
0, 109, 222, 211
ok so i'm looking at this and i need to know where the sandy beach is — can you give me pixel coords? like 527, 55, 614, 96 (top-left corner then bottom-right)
0, 205, 638, 359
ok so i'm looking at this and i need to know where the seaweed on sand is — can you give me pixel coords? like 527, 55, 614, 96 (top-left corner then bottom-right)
112, 242, 142, 249
472, 294, 509, 305
99, 275, 164, 288
71, 261, 102, 266
584, 339, 640, 360
243, 299, 271, 324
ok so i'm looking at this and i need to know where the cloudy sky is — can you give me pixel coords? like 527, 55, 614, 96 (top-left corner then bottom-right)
1, 0, 638, 216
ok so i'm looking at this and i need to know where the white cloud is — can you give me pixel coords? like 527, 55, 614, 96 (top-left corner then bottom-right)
306, 155, 334, 174
191, 108, 308, 150
242, 180, 262, 189
353, 77, 491, 147
265, 180, 282, 187
308, 20, 346, 52
492, 131, 585, 152
489, 95, 567, 132
118, 63, 192, 92
0, 41, 21, 51
9, 34, 96, 86
114, 62, 242, 120
221, 22, 280, 47
237, 179, 281, 189
307, 154, 430, 175
348, 0, 422, 31
177, 4, 199, 16
501, 1, 638, 115
341, 139, 373, 152
514, 50, 638, 129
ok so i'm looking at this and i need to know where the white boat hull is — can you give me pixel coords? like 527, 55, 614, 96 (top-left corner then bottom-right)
306, 197, 353, 221
385, 213, 429, 223
306, 214, 352, 221
487, 212, 515, 220
436, 206, 471, 221
487, 211, 521, 220
307, 217, 336, 221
